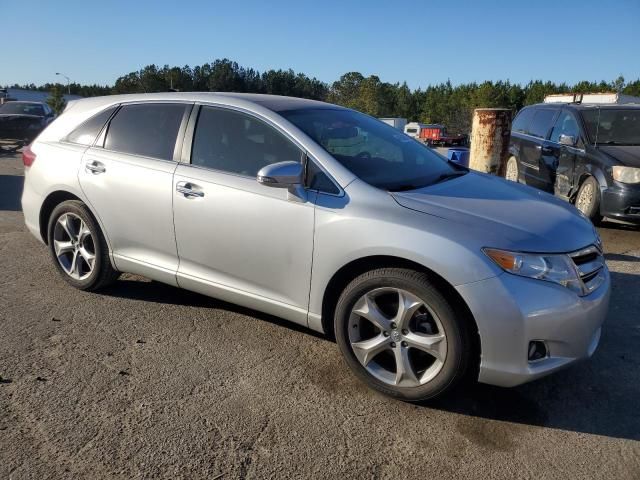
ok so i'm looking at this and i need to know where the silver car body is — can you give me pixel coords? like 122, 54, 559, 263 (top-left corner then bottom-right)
22, 92, 610, 388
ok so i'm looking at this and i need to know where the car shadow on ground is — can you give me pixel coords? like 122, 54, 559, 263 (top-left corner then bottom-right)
101, 269, 640, 442
100, 276, 327, 340
0, 175, 23, 211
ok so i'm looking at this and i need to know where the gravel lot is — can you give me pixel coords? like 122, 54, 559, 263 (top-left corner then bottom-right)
1, 151, 639, 479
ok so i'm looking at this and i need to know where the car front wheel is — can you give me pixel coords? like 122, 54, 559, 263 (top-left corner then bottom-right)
574, 176, 603, 224
334, 268, 471, 401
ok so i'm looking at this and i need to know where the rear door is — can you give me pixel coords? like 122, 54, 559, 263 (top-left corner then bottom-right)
78, 102, 191, 285
172, 105, 315, 325
520, 107, 559, 191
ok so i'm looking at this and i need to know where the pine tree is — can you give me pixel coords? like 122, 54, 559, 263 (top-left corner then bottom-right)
47, 85, 67, 115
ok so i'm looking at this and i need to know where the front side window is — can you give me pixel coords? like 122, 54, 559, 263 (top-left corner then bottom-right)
528, 109, 557, 139
104, 103, 186, 160
66, 106, 117, 146
581, 108, 640, 146
191, 106, 302, 177
281, 108, 462, 191
550, 111, 580, 144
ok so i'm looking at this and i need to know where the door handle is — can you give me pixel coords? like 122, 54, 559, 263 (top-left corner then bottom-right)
541, 146, 555, 155
85, 161, 106, 174
176, 181, 204, 198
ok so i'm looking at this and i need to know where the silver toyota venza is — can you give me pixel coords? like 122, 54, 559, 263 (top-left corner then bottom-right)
22, 93, 610, 401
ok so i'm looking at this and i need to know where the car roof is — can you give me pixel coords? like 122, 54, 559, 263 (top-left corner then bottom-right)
527, 102, 640, 111
68, 92, 344, 113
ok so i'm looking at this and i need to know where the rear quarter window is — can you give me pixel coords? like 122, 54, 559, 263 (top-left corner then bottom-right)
66, 106, 117, 146
511, 108, 535, 134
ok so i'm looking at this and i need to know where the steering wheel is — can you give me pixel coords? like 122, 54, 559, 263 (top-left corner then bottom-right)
356, 151, 371, 159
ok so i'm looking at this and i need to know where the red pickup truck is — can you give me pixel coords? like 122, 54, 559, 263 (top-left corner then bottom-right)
404, 122, 467, 146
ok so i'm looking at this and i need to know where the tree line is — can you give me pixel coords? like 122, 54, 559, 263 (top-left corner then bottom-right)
9, 58, 640, 132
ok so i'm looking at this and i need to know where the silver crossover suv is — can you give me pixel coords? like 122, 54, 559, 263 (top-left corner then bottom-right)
22, 93, 610, 401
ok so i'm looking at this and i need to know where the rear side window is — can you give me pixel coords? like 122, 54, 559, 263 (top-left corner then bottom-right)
191, 106, 302, 177
66, 106, 117, 145
104, 103, 186, 160
528, 109, 557, 139
512, 108, 535, 134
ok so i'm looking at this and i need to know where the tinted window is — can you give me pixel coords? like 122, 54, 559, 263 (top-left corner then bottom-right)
66, 106, 117, 145
281, 108, 460, 191
512, 108, 535, 133
191, 106, 302, 176
550, 111, 580, 143
104, 103, 185, 160
0, 102, 44, 116
581, 108, 640, 145
528, 109, 557, 138
306, 160, 339, 194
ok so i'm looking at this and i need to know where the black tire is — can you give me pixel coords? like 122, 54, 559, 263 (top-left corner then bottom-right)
574, 176, 603, 224
334, 268, 471, 402
47, 200, 119, 291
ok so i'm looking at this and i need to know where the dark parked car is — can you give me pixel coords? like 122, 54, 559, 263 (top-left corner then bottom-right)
0, 101, 55, 144
506, 102, 640, 224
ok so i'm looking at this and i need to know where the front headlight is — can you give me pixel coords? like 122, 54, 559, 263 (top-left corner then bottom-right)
612, 166, 640, 184
483, 248, 582, 294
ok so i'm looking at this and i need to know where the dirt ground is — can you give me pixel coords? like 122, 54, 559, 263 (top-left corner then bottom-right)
1, 151, 639, 479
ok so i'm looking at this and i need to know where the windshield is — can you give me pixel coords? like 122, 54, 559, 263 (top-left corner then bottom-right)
0, 102, 44, 116
581, 108, 640, 146
280, 108, 462, 191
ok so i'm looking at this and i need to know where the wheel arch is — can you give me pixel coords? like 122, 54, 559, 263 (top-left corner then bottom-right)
39, 190, 109, 248
320, 255, 481, 371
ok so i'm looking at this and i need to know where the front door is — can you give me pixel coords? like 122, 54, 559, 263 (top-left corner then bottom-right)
549, 109, 583, 199
172, 105, 315, 325
79, 102, 190, 284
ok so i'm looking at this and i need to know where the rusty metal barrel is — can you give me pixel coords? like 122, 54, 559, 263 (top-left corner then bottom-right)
469, 108, 512, 175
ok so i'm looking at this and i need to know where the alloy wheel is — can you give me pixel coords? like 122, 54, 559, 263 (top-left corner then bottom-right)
348, 287, 447, 388
576, 182, 594, 214
53, 213, 96, 280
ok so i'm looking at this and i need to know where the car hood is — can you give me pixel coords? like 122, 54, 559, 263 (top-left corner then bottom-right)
598, 145, 640, 168
391, 172, 597, 253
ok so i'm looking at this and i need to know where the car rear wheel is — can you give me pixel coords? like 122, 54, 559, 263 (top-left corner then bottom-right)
574, 176, 603, 224
334, 268, 470, 402
504, 156, 519, 182
47, 200, 119, 291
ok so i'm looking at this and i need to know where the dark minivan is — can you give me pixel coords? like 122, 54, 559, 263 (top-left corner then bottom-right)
506, 102, 640, 224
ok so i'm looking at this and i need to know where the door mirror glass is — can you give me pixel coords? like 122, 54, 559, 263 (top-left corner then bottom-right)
559, 134, 576, 146
257, 161, 303, 188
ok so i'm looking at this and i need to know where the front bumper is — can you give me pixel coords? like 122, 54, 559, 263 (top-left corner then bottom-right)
456, 267, 610, 387
601, 182, 640, 223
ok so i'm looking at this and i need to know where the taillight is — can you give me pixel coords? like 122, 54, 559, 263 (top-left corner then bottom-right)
22, 145, 36, 168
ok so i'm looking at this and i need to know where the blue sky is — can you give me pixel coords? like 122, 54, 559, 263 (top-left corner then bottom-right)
3, 0, 639, 89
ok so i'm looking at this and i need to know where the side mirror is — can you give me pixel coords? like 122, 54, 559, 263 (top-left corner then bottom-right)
257, 161, 303, 188
559, 134, 577, 146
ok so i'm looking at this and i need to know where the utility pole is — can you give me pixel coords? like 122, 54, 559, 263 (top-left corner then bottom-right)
55, 72, 71, 95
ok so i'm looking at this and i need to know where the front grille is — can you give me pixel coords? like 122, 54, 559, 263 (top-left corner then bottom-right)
569, 245, 606, 295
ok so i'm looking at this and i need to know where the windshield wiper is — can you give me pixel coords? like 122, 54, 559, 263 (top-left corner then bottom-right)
432, 171, 468, 184
389, 184, 424, 192
388, 171, 468, 192
597, 141, 636, 146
